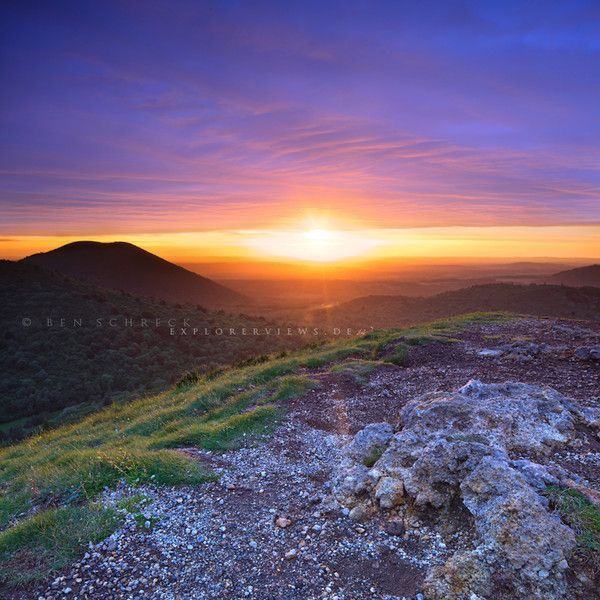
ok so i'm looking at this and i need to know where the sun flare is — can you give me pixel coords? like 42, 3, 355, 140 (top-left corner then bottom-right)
245, 226, 381, 263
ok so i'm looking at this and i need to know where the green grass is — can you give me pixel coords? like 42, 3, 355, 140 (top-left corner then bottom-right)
268, 375, 316, 402
0, 505, 122, 585
152, 404, 281, 450
0, 311, 512, 587
398, 311, 513, 342
116, 492, 158, 531
0, 372, 310, 532
382, 343, 410, 366
362, 446, 385, 467
133, 513, 159, 530
329, 359, 381, 385
545, 486, 600, 552
0, 353, 326, 586
298, 346, 367, 369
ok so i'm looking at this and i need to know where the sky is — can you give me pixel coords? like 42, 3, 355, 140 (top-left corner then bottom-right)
1, 0, 599, 262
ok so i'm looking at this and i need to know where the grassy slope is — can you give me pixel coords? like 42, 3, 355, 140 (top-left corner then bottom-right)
0, 312, 512, 586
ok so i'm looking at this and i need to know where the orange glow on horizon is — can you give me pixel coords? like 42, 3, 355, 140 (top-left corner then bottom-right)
0, 224, 598, 265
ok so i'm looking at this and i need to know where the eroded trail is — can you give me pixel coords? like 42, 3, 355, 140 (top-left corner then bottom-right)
39, 318, 599, 599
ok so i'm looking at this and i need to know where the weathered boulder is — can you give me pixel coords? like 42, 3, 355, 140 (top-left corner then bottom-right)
348, 501, 375, 522
509, 458, 560, 492
397, 379, 576, 455
332, 380, 584, 600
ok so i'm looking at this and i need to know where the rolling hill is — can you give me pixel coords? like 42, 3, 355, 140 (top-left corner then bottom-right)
545, 264, 600, 288
309, 283, 600, 328
23, 241, 246, 309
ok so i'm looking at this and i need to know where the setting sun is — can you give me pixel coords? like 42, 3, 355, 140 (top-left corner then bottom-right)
245, 226, 382, 262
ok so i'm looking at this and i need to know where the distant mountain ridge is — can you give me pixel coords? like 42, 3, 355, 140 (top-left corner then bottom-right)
546, 264, 600, 288
310, 283, 600, 328
23, 241, 246, 309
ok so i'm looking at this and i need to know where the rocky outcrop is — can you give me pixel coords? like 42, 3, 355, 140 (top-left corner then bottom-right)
477, 340, 572, 361
333, 380, 598, 600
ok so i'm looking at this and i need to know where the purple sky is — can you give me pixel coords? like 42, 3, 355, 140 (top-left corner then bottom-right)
1, 0, 599, 237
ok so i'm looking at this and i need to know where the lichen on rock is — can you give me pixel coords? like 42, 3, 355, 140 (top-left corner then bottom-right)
332, 380, 593, 599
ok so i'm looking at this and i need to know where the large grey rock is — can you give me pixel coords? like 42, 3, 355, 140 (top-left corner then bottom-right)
332, 380, 583, 600
509, 459, 560, 492
400, 379, 576, 455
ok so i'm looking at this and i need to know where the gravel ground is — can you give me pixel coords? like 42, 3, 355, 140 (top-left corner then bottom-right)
26, 317, 600, 599
40, 422, 456, 599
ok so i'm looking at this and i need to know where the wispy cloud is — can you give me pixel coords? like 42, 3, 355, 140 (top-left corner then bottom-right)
0, 1, 599, 238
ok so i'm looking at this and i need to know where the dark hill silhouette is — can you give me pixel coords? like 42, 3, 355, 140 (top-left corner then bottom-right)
545, 264, 600, 288
23, 241, 246, 308
310, 283, 600, 328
